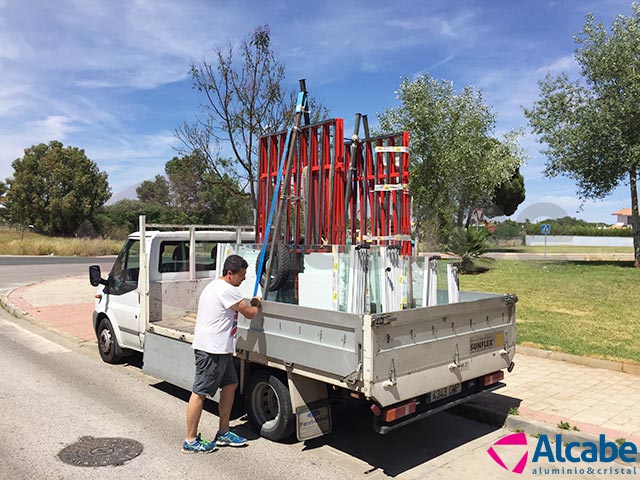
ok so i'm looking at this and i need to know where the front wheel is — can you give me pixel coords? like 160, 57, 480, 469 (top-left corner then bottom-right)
245, 370, 295, 441
97, 317, 125, 364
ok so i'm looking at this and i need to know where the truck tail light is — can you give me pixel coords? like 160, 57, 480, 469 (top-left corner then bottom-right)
383, 400, 416, 422
370, 403, 381, 416
483, 371, 504, 386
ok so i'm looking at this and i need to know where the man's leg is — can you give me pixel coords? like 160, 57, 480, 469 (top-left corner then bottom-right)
217, 383, 237, 433
186, 392, 206, 441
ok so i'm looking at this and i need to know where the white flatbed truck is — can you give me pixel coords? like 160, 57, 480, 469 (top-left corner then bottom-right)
90, 216, 517, 442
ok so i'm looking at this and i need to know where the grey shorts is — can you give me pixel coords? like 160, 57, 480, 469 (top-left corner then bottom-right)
192, 350, 238, 396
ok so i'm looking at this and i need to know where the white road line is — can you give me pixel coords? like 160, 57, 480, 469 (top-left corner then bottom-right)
0, 317, 70, 354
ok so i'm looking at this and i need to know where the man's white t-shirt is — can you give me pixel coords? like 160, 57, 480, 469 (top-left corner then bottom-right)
192, 278, 243, 354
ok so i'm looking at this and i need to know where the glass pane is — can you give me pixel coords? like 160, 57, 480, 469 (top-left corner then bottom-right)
211, 243, 464, 313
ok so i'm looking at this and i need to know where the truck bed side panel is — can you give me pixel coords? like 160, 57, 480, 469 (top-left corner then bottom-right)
143, 332, 196, 393
236, 301, 362, 378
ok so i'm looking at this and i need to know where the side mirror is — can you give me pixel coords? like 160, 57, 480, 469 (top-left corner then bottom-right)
89, 265, 107, 287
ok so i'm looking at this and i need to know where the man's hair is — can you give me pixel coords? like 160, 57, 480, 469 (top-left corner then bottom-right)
223, 254, 248, 275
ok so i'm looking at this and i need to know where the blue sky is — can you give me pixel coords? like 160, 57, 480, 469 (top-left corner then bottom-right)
0, 0, 635, 223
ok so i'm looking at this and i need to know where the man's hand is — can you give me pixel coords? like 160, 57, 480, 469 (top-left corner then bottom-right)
250, 296, 262, 308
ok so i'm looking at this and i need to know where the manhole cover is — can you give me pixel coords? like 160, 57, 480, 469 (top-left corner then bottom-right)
58, 436, 143, 467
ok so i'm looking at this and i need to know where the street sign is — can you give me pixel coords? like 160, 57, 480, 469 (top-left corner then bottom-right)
540, 224, 551, 256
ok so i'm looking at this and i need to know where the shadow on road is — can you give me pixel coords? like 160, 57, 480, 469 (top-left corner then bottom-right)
302, 402, 501, 477
148, 372, 521, 477
149, 380, 262, 441
562, 260, 636, 268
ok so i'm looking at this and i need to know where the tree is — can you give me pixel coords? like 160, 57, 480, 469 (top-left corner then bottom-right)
490, 168, 526, 217
99, 198, 172, 236
165, 151, 253, 225
6, 141, 110, 235
176, 25, 329, 210
136, 175, 170, 206
0, 181, 8, 223
524, 4, 640, 267
377, 74, 526, 245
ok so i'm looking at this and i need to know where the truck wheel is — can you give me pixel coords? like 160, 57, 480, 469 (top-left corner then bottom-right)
97, 317, 125, 364
245, 370, 295, 441
256, 243, 291, 292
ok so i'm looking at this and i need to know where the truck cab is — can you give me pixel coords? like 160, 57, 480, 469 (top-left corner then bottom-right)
90, 226, 254, 363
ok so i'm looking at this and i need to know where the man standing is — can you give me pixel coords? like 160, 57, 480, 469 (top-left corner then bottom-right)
183, 254, 261, 453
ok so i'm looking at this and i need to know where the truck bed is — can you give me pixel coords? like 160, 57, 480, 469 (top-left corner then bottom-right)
148, 315, 196, 338
145, 292, 516, 409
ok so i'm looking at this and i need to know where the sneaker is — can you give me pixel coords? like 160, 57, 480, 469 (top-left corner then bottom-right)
216, 430, 247, 447
182, 433, 218, 454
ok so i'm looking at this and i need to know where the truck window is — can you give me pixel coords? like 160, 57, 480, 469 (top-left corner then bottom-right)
108, 239, 140, 295
159, 241, 217, 273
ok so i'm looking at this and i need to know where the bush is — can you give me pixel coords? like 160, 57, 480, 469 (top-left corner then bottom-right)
519, 216, 632, 236
0, 230, 121, 256
491, 220, 525, 241
447, 227, 490, 273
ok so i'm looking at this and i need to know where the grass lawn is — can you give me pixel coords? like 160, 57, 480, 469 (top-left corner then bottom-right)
0, 229, 122, 256
459, 259, 640, 364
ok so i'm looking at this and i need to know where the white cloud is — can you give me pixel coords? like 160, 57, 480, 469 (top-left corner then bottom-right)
385, 11, 476, 38
0, 82, 31, 116
84, 130, 179, 193
0, 114, 79, 181
536, 54, 578, 76
1, 0, 247, 90
31, 115, 77, 139
280, 2, 481, 80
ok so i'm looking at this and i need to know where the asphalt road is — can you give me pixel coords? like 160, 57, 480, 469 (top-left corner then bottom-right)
0, 310, 356, 480
0, 255, 115, 293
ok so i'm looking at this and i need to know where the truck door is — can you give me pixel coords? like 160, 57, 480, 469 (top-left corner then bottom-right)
105, 239, 142, 349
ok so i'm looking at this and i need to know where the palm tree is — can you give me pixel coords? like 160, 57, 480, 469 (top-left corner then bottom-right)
446, 227, 489, 273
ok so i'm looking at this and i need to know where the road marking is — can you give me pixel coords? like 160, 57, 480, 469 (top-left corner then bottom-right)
0, 317, 70, 354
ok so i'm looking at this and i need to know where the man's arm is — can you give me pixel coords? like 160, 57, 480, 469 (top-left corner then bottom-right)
231, 297, 261, 320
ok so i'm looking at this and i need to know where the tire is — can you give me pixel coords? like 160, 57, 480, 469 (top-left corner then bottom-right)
256, 243, 291, 292
97, 317, 125, 364
245, 370, 295, 441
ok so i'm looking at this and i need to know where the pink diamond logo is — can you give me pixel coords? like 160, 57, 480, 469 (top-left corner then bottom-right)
487, 432, 528, 474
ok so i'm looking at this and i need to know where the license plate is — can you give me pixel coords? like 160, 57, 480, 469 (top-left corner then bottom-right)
428, 383, 461, 403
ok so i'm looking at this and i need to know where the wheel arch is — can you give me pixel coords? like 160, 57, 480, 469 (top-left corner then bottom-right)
95, 314, 131, 362
244, 366, 296, 441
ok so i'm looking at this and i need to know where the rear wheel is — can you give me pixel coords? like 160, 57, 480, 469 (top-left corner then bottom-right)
245, 370, 295, 441
97, 317, 125, 364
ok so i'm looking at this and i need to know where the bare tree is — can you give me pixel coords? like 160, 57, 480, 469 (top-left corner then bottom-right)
176, 25, 327, 209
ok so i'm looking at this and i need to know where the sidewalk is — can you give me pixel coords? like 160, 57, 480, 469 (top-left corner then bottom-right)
2, 275, 639, 446
2, 276, 96, 341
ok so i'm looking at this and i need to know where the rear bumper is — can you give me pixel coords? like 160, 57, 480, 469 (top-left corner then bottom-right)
373, 382, 505, 434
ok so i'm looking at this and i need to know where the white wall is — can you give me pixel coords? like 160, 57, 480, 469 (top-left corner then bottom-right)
526, 235, 633, 247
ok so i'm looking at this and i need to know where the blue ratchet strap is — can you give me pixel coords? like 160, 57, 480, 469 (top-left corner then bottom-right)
253, 90, 307, 296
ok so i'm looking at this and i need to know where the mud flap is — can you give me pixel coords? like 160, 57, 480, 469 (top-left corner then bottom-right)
287, 372, 332, 441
